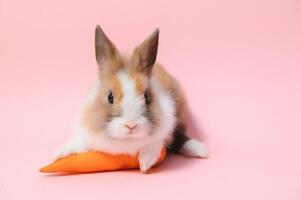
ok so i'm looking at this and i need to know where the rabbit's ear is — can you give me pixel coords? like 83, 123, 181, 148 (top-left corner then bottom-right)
95, 25, 122, 70
131, 28, 159, 75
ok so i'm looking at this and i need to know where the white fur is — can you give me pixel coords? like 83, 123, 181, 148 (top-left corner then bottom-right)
55, 71, 177, 164
179, 139, 208, 158
53, 134, 86, 160
139, 142, 164, 173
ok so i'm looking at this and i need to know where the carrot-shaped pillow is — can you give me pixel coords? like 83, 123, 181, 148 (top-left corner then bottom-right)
40, 146, 166, 173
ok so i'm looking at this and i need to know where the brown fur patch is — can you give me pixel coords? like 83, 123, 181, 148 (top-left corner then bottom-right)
82, 70, 124, 134
104, 74, 123, 104
131, 72, 148, 95
152, 63, 188, 128
82, 93, 110, 134
151, 63, 189, 149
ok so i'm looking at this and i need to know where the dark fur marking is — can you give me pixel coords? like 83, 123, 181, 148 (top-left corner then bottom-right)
169, 124, 189, 153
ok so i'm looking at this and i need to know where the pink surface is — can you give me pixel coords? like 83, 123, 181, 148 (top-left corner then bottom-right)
0, 0, 300, 199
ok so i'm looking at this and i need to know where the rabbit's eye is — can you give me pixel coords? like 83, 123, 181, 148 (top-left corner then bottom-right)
108, 92, 114, 104
144, 92, 150, 105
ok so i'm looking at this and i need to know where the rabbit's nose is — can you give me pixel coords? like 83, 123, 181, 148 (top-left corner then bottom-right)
124, 123, 137, 132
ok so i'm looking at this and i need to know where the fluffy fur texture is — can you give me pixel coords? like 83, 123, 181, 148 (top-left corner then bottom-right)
55, 26, 207, 172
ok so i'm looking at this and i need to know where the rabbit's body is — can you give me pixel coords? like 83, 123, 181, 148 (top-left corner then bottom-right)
55, 27, 207, 172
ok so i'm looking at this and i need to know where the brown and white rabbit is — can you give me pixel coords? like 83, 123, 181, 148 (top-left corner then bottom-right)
55, 26, 208, 173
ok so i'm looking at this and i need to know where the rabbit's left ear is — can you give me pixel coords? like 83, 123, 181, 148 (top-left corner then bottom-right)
132, 28, 159, 75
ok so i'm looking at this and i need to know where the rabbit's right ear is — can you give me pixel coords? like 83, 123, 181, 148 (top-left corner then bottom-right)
95, 25, 122, 69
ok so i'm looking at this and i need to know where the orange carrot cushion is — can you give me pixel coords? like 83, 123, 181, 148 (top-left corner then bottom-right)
40, 146, 166, 173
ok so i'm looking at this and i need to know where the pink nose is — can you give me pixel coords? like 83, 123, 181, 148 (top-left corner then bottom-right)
124, 123, 137, 132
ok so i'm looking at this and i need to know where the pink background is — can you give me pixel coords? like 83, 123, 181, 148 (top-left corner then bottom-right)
0, 0, 300, 199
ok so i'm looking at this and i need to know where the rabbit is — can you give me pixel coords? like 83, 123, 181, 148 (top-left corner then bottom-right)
54, 25, 208, 173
